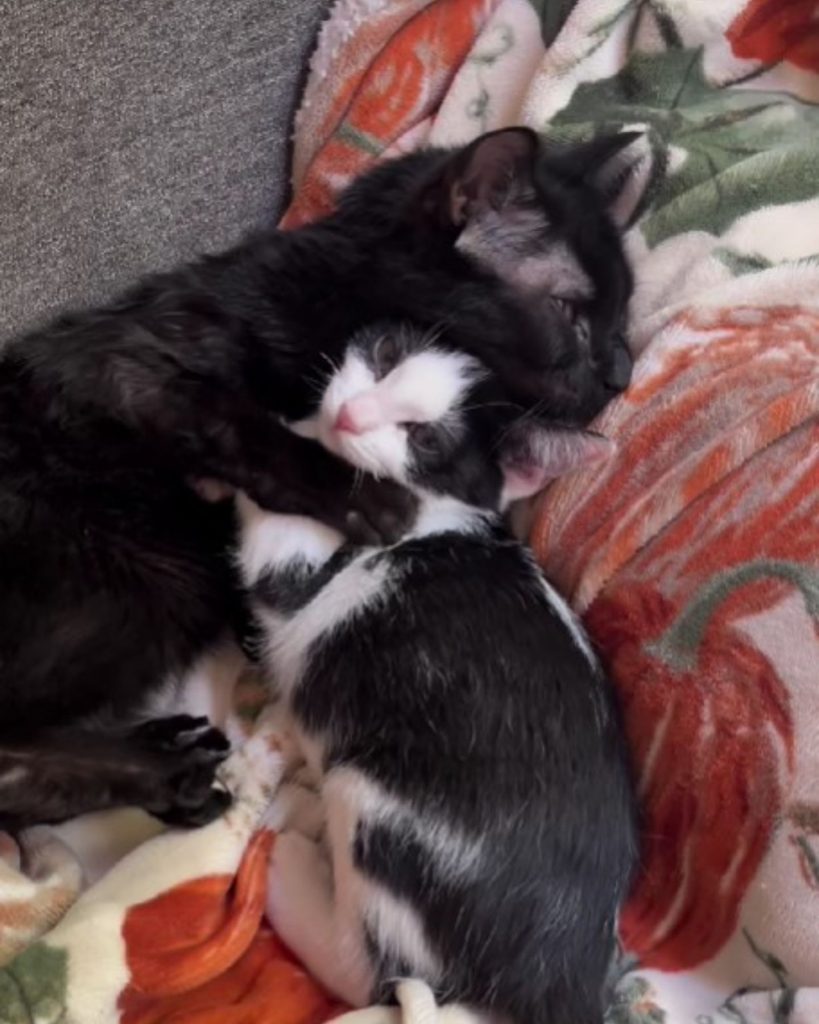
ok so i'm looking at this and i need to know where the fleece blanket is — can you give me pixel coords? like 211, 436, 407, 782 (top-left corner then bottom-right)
3, 1, 818, 1022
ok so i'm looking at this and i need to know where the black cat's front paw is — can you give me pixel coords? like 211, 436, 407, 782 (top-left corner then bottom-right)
135, 714, 232, 828
342, 476, 419, 545
134, 714, 230, 758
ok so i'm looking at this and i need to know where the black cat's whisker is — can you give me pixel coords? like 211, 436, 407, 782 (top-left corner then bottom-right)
350, 468, 365, 495
459, 400, 521, 414
492, 398, 548, 451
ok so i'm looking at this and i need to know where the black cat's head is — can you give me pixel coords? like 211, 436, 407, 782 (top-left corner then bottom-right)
292, 322, 612, 511
328, 127, 643, 425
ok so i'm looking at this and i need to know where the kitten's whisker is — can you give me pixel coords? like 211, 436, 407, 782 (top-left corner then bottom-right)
421, 321, 446, 350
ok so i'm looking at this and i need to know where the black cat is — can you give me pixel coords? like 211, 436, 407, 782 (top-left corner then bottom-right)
0, 128, 639, 829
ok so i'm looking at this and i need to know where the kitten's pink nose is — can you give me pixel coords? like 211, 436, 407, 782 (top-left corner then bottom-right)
333, 403, 363, 435
333, 397, 381, 435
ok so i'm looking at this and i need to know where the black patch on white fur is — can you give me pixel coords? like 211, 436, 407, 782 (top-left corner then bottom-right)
269, 523, 637, 1024
253, 548, 360, 614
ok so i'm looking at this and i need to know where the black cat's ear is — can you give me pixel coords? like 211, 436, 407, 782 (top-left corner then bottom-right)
499, 425, 614, 502
552, 131, 648, 228
426, 127, 540, 228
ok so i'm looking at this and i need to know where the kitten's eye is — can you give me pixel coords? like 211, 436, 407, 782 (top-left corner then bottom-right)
373, 335, 400, 378
404, 422, 438, 449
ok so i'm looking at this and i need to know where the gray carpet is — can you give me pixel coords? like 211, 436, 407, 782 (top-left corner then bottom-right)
0, 0, 328, 340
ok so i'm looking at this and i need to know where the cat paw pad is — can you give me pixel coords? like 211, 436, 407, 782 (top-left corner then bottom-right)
134, 714, 230, 761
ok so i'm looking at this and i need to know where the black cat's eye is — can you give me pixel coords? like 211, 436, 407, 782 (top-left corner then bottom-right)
553, 297, 591, 342
373, 335, 400, 378
404, 422, 438, 449
553, 297, 575, 320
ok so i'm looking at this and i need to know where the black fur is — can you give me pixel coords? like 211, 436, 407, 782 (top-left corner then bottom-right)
0, 129, 635, 828
0, 716, 231, 832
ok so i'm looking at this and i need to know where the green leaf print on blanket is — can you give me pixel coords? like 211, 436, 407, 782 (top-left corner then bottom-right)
701, 930, 797, 1024
546, 47, 819, 248
0, 944, 67, 1024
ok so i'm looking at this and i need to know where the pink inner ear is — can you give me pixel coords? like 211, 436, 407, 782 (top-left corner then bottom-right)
503, 463, 549, 502
502, 431, 615, 501
452, 128, 539, 219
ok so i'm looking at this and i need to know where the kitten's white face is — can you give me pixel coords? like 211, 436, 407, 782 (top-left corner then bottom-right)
292, 332, 482, 485
291, 324, 615, 512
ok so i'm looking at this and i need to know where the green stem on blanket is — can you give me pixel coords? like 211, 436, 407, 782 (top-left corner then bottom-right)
673, 103, 780, 138
744, 929, 788, 989
336, 122, 383, 157
773, 989, 797, 1024
648, 560, 819, 672
724, 62, 783, 90
714, 933, 793, 1024
740, 930, 797, 1024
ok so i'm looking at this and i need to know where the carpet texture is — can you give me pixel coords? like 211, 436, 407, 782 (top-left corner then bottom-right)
0, 0, 328, 340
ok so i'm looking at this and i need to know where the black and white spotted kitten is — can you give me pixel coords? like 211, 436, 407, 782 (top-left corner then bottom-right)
238, 324, 637, 1024
0, 127, 639, 830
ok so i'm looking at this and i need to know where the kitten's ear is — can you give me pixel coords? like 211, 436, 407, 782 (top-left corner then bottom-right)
499, 426, 614, 502
427, 128, 540, 228
553, 131, 648, 228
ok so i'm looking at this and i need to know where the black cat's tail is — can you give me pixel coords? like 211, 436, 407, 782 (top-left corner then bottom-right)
0, 715, 231, 832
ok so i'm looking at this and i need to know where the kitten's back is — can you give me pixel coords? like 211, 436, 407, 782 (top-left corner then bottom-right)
285, 524, 636, 1022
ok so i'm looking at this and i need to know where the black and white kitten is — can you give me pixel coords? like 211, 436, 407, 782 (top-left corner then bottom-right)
0, 127, 639, 830
238, 324, 637, 1024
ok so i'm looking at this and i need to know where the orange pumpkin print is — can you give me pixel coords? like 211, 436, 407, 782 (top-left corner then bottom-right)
282, 0, 496, 228
116, 830, 344, 1024
727, 0, 819, 73
587, 577, 796, 970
